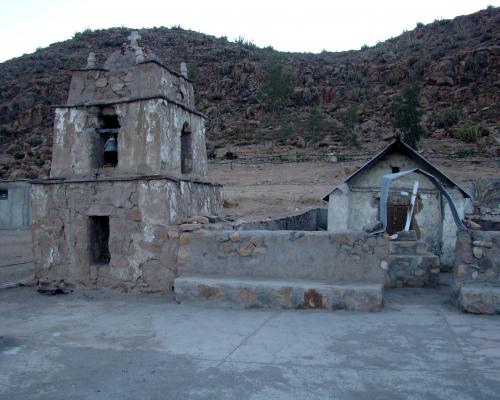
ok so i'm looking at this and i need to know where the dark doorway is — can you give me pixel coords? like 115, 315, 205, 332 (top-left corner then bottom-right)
89, 216, 110, 265
181, 123, 193, 174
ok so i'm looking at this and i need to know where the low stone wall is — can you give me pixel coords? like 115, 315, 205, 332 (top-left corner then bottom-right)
387, 234, 440, 288
236, 208, 328, 231
453, 230, 500, 314
32, 177, 222, 294
178, 230, 388, 283
470, 216, 500, 231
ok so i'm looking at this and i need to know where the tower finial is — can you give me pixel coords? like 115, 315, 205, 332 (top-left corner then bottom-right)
86, 52, 97, 69
128, 31, 141, 48
180, 62, 188, 78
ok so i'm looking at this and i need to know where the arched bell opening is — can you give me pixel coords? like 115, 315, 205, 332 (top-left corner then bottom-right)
97, 107, 120, 168
181, 122, 193, 174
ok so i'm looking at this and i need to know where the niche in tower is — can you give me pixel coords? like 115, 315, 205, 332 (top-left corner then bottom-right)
89, 216, 110, 265
181, 122, 193, 174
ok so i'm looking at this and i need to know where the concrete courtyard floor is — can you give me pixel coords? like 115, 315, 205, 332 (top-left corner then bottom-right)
1, 282, 500, 400
0, 230, 499, 399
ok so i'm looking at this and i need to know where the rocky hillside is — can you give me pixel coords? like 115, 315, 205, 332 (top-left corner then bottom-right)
0, 7, 498, 179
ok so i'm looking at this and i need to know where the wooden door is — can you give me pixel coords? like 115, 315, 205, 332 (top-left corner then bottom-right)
387, 205, 409, 235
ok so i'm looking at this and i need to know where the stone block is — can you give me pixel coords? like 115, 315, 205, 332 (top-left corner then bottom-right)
179, 233, 190, 246
473, 240, 493, 248
139, 259, 171, 294
253, 247, 267, 256
387, 254, 440, 288
393, 231, 417, 241
174, 275, 383, 312
177, 248, 189, 265
229, 231, 240, 242
179, 224, 202, 232
237, 242, 253, 256
126, 208, 142, 222
374, 245, 389, 259
389, 240, 428, 255
473, 247, 483, 259
219, 241, 233, 254
177, 216, 210, 225
155, 226, 169, 240
250, 235, 264, 247
456, 285, 500, 314
207, 215, 223, 223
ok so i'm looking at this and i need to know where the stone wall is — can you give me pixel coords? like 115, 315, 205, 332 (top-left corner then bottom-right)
387, 233, 440, 288
178, 230, 389, 284
236, 208, 328, 231
453, 229, 500, 314
0, 181, 31, 230
32, 177, 222, 294
470, 216, 500, 231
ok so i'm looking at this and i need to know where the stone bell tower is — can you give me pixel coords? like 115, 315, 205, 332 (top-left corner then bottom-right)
50, 31, 208, 180
32, 32, 222, 293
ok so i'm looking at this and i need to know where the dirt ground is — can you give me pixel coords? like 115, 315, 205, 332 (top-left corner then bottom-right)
0, 230, 34, 287
208, 158, 499, 219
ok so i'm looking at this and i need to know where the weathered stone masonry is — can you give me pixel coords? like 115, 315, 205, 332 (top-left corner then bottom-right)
175, 230, 389, 311
32, 178, 221, 292
453, 229, 500, 314
32, 33, 222, 294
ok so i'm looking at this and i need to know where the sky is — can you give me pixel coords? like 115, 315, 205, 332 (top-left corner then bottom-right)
0, 0, 498, 63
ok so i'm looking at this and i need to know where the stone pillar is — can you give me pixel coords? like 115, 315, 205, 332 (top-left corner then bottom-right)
180, 62, 188, 78
327, 183, 350, 231
86, 52, 97, 69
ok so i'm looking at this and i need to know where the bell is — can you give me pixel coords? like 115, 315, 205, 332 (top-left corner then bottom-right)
104, 137, 117, 153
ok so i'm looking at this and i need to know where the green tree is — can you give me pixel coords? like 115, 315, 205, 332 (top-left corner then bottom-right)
390, 85, 425, 149
257, 57, 293, 115
187, 63, 199, 82
279, 124, 293, 145
306, 106, 325, 145
341, 105, 359, 146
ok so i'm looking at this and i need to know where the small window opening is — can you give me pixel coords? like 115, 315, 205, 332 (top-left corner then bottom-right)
97, 111, 120, 168
181, 122, 193, 174
391, 166, 400, 173
0, 189, 7, 200
89, 216, 110, 265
